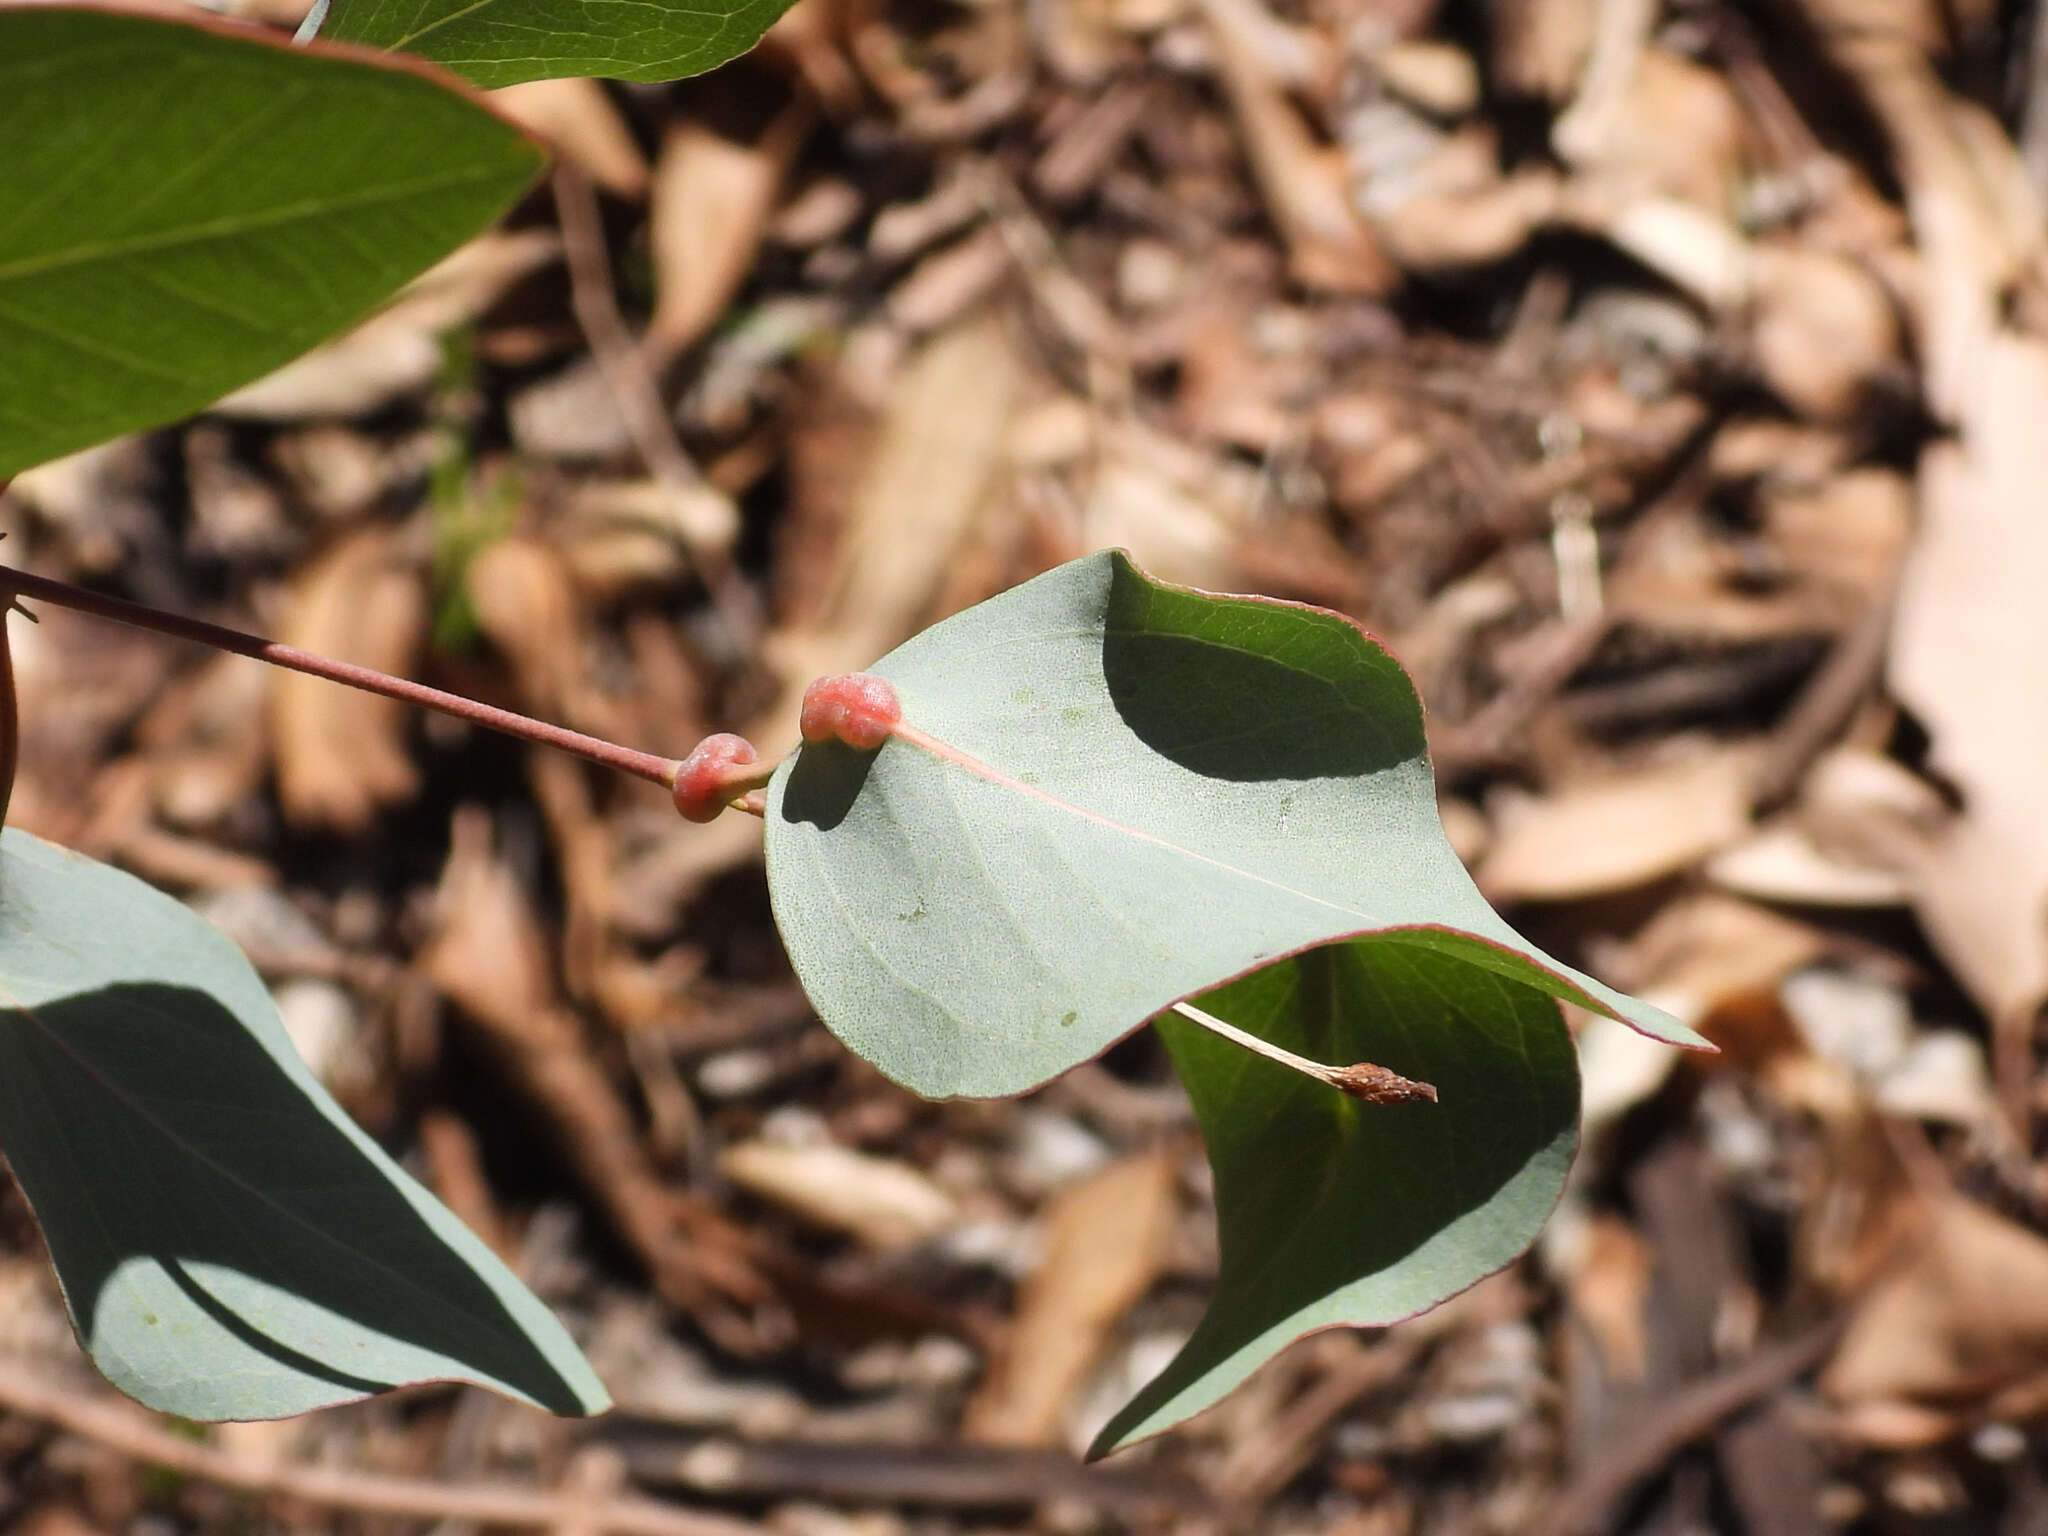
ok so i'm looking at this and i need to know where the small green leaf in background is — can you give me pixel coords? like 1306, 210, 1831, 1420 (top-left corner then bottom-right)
1090, 942, 1578, 1455
322, 0, 799, 88
765, 549, 1705, 1102
0, 829, 607, 1420
0, 7, 543, 480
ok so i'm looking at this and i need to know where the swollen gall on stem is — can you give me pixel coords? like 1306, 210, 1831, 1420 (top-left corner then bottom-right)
799, 672, 902, 750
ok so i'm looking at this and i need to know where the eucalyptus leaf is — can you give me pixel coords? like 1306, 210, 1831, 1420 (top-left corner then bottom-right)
1091, 943, 1577, 1454
322, 0, 797, 87
0, 7, 543, 480
0, 830, 607, 1420
765, 550, 1705, 1102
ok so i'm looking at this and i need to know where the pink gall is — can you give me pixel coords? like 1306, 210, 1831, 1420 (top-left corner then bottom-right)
671, 732, 760, 823
799, 672, 902, 751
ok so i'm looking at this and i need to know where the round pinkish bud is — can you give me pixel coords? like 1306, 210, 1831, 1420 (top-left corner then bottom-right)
671, 732, 759, 823
799, 672, 902, 751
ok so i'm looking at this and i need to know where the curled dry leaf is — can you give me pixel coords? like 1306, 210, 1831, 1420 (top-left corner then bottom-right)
1825, 1199, 2048, 1406
646, 112, 808, 363
1477, 747, 1756, 904
270, 527, 424, 833
718, 1139, 959, 1250
1709, 827, 1910, 909
490, 78, 650, 199
1889, 335, 2048, 1036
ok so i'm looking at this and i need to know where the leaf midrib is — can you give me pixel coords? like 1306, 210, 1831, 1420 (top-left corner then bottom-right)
0, 163, 524, 287
892, 720, 1392, 930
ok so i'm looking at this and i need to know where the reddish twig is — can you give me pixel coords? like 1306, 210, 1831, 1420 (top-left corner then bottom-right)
0, 563, 684, 790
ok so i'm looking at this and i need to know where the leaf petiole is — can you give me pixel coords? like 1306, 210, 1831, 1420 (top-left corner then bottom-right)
1167, 999, 1439, 1105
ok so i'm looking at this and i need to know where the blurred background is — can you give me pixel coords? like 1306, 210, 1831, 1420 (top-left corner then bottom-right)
4, 0, 2047, 1530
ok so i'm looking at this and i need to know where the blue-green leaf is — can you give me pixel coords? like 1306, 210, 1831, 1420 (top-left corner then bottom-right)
0, 829, 607, 1420
765, 549, 1703, 1102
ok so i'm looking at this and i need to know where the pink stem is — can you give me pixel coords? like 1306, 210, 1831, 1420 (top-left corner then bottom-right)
0, 564, 685, 790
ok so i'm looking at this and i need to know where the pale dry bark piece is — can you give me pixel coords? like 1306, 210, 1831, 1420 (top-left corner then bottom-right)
1081, 459, 1233, 591
1571, 194, 1750, 309
1560, 44, 1746, 215
1709, 828, 1910, 909
1548, 0, 1654, 171
465, 537, 587, 719
965, 1150, 1178, 1447
751, 313, 1021, 755
870, 166, 988, 262
1478, 747, 1756, 903
491, 78, 651, 199
217, 231, 561, 418
717, 1141, 959, 1250
1707, 420, 1853, 488
270, 527, 424, 833
1825, 1199, 2048, 1405
1374, 161, 1561, 273
1199, 0, 1396, 293
1034, 79, 1156, 204
564, 478, 742, 563
770, 177, 863, 247
1750, 244, 1902, 422
1563, 1212, 1654, 1384
1489, 0, 1596, 102
646, 113, 808, 363
887, 226, 1015, 333
1889, 334, 2048, 1036
1375, 40, 1479, 119
1626, 893, 1828, 1027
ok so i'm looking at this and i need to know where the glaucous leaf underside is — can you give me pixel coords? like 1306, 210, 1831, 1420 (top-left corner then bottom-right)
764, 550, 1696, 1450
766, 549, 1702, 1102
0, 830, 607, 1420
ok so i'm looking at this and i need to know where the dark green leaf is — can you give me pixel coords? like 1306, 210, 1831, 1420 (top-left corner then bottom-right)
765, 549, 1704, 1101
0, 8, 543, 480
321, 0, 797, 87
1091, 943, 1576, 1454
0, 830, 607, 1420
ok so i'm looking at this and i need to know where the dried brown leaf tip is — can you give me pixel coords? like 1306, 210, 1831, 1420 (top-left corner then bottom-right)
1326, 1061, 1439, 1105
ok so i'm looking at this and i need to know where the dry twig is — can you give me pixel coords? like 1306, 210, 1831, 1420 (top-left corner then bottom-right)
0, 1366, 762, 1536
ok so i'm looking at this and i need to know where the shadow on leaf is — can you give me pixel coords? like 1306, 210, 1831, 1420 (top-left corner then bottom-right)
0, 982, 592, 1417
1100, 556, 1423, 783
